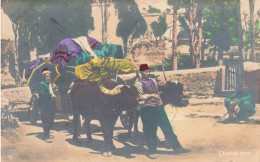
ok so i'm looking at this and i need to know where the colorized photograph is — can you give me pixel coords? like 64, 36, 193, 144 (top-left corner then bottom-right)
1, 0, 260, 161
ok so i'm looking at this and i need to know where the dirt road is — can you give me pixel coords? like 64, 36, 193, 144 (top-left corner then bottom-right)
2, 98, 260, 162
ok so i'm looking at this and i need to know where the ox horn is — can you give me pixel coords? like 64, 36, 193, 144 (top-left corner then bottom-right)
98, 79, 124, 95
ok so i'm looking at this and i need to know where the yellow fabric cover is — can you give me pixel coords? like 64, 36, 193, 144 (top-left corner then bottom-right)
75, 57, 135, 82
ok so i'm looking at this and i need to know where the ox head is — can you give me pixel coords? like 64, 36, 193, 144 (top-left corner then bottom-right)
158, 80, 189, 107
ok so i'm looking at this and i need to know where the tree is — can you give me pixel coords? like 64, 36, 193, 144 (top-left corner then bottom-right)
243, 10, 260, 60
151, 15, 168, 42
2, 0, 34, 86
97, 0, 114, 43
249, 0, 256, 61
236, 0, 244, 61
202, 0, 238, 65
2, 0, 94, 86
177, 0, 204, 68
115, 0, 147, 58
168, 0, 182, 70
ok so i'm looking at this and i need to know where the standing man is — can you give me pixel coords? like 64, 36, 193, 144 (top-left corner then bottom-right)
135, 64, 190, 156
38, 68, 57, 139
224, 82, 256, 121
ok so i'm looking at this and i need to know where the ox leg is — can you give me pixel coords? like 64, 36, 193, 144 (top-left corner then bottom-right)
127, 111, 134, 138
134, 110, 140, 134
100, 114, 117, 156
85, 114, 93, 143
72, 114, 80, 142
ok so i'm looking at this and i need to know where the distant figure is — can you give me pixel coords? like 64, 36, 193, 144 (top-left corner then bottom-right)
135, 64, 190, 157
224, 82, 256, 121
38, 68, 58, 139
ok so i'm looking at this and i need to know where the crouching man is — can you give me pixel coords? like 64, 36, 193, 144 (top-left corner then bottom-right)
224, 82, 256, 122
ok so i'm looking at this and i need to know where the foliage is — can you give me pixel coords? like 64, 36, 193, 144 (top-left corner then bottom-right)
202, 0, 238, 52
150, 57, 173, 72
178, 14, 189, 32
151, 15, 167, 40
115, 0, 147, 56
2, 0, 94, 75
150, 53, 195, 71
3, 0, 94, 54
177, 53, 193, 69
201, 58, 218, 67
244, 19, 260, 51
147, 5, 161, 13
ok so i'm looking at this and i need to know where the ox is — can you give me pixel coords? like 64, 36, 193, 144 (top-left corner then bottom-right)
126, 80, 190, 137
70, 78, 138, 156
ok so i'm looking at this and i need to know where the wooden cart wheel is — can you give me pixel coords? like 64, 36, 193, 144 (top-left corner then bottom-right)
28, 95, 39, 125
120, 111, 130, 129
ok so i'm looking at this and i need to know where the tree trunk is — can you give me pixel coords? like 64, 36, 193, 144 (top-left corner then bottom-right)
196, 6, 203, 69
123, 37, 128, 58
189, 0, 196, 68
237, 0, 244, 61
12, 22, 21, 87
101, 1, 104, 43
100, 1, 108, 43
213, 45, 217, 60
104, 0, 108, 44
249, 0, 256, 62
172, 6, 178, 70
218, 48, 224, 66
201, 37, 206, 61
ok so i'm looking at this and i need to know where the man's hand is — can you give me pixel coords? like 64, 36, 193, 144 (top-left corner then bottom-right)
231, 100, 238, 105
149, 94, 160, 99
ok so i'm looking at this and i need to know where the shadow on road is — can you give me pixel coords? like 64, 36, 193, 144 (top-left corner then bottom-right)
26, 132, 54, 143
219, 118, 260, 125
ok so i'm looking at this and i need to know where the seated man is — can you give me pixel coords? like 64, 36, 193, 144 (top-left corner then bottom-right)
224, 82, 256, 121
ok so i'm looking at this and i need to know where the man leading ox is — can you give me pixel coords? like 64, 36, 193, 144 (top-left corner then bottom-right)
135, 64, 190, 156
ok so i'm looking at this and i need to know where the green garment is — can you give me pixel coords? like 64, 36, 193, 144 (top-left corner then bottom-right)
38, 81, 52, 111
76, 43, 123, 66
140, 105, 181, 152
224, 90, 256, 119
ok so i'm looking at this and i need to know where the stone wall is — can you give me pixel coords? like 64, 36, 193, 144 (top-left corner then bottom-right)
155, 68, 220, 97
120, 66, 223, 97
1, 86, 31, 104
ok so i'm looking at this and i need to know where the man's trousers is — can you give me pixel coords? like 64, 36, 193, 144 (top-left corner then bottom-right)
139, 105, 182, 152
41, 99, 56, 136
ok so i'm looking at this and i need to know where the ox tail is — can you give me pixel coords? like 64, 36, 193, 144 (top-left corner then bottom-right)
98, 80, 124, 96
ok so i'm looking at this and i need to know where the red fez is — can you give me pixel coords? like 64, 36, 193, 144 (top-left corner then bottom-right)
42, 68, 51, 74
139, 64, 150, 71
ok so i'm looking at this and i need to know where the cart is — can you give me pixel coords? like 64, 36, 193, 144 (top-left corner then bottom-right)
25, 58, 133, 131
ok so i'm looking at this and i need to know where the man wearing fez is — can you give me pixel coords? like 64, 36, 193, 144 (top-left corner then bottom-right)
38, 68, 58, 139
135, 64, 190, 156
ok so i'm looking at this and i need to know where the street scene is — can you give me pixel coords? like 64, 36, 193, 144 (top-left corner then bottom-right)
1, 0, 260, 161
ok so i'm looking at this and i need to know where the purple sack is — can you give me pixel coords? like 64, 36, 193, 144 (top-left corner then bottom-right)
25, 58, 43, 80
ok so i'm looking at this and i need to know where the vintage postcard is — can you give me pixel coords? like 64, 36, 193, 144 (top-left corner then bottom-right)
1, 0, 260, 161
